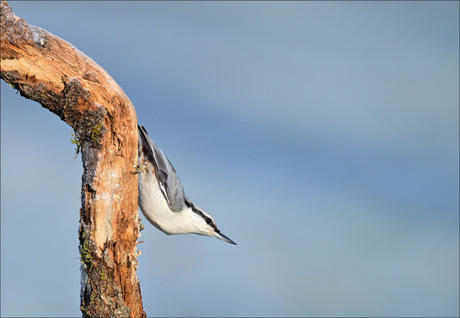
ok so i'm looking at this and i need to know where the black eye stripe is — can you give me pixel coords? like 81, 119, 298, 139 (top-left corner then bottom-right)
190, 205, 218, 231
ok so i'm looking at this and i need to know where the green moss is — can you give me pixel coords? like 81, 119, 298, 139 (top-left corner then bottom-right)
8, 81, 20, 94
80, 231, 92, 265
70, 131, 82, 159
90, 292, 96, 305
88, 121, 103, 141
80, 305, 88, 314
100, 266, 106, 280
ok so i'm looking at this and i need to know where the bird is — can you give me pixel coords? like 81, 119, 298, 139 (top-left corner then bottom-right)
136, 124, 236, 245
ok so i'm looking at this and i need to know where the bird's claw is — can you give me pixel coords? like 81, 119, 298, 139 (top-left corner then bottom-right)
131, 163, 145, 174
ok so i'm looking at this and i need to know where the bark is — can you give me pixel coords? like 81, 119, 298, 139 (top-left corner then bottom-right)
0, 1, 145, 317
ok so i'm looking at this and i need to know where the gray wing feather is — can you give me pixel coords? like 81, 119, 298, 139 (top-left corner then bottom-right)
138, 125, 186, 212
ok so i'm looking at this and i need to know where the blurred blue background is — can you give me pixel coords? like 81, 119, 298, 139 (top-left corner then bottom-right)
1, 1, 458, 317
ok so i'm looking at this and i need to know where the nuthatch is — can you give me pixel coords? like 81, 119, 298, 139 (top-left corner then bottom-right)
136, 125, 236, 245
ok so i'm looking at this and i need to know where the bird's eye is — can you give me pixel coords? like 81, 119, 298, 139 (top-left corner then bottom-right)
205, 217, 212, 225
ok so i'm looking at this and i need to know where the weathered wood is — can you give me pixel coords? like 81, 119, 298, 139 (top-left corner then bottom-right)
0, 1, 145, 317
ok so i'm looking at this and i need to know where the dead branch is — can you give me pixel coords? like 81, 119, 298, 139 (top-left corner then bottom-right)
0, 1, 145, 317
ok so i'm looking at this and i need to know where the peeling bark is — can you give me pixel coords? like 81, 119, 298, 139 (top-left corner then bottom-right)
0, 1, 145, 317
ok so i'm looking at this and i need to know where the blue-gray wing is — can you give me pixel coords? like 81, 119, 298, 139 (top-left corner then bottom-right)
138, 125, 185, 212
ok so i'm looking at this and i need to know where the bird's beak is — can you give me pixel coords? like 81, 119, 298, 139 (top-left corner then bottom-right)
215, 232, 237, 245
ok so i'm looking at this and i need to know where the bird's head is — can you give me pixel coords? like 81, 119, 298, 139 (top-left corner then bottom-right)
188, 204, 236, 245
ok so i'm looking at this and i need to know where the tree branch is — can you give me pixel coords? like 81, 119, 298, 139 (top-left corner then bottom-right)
0, 1, 145, 316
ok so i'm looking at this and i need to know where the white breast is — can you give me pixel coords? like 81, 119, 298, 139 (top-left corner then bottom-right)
138, 170, 197, 235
